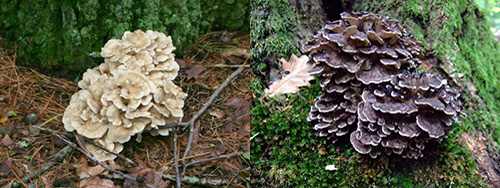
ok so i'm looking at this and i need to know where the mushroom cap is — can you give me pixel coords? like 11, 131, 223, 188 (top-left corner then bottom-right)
416, 114, 445, 138
371, 101, 418, 114
122, 30, 151, 51
414, 98, 445, 111
350, 131, 372, 154
397, 122, 420, 138
101, 39, 128, 62
63, 90, 109, 139
356, 64, 393, 84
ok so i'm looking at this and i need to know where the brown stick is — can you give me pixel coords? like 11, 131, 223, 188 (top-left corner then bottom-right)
163, 175, 229, 186
22, 145, 73, 182
74, 135, 156, 188
33, 126, 155, 188
182, 66, 245, 159
37, 114, 61, 127
34, 124, 136, 166
208, 64, 250, 68
83, 137, 137, 166
184, 152, 240, 168
173, 130, 181, 188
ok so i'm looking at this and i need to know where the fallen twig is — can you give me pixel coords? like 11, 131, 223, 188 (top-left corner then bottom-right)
163, 175, 229, 187
34, 123, 136, 166
33, 126, 155, 188
184, 152, 240, 168
182, 66, 246, 159
74, 135, 155, 188
208, 64, 250, 68
173, 130, 181, 188
83, 137, 137, 166
37, 114, 62, 127
22, 145, 73, 182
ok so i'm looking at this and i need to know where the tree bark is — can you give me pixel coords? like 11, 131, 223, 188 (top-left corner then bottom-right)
287, 0, 326, 44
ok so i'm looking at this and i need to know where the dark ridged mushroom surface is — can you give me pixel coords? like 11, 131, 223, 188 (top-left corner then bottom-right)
304, 12, 462, 159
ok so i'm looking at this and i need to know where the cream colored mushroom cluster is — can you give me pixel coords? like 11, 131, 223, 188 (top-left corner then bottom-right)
63, 30, 187, 161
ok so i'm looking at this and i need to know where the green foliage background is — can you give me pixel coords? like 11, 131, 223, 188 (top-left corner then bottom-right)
251, 0, 499, 187
474, 0, 500, 32
0, 0, 249, 77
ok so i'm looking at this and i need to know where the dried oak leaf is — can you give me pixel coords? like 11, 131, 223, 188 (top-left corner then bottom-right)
225, 95, 252, 122
0, 159, 12, 177
265, 55, 318, 97
77, 157, 105, 179
1, 135, 14, 147
184, 64, 206, 79
124, 162, 169, 188
0, 112, 8, 124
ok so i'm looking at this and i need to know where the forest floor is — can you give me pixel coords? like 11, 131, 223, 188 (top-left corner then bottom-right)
0, 32, 251, 188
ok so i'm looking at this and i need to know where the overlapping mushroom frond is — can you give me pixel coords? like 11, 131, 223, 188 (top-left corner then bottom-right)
304, 12, 462, 159
63, 30, 187, 161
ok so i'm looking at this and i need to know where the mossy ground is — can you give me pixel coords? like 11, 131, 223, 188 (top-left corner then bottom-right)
251, 0, 498, 187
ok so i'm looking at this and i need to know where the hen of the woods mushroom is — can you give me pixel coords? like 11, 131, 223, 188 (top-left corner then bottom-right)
267, 12, 463, 159
63, 30, 187, 161
303, 12, 464, 159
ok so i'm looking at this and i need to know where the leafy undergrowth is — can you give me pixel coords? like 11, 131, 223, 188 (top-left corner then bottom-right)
0, 32, 251, 187
250, 0, 497, 187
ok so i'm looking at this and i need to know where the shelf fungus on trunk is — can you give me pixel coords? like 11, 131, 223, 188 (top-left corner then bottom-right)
304, 12, 463, 159
63, 30, 187, 161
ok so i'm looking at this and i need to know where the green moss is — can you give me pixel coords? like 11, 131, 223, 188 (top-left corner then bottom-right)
201, 0, 250, 31
251, 0, 496, 187
250, 0, 299, 63
252, 80, 486, 187
0, 0, 248, 78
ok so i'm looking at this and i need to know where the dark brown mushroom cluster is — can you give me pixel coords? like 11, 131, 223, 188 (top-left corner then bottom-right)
304, 12, 462, 159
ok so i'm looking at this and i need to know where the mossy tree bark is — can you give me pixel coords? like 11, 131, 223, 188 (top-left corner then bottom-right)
0, 0, 249, 78
251, 0, 499, 187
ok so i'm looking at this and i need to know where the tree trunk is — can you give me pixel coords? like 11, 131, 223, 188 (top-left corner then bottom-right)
0, 0, 249, 78
352, 2, 500, 185
250, 0, 499, 187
